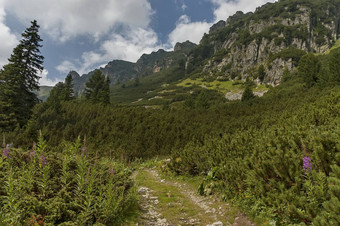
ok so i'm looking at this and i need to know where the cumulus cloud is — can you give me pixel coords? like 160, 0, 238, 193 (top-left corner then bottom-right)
38, 69, 61, 86
0, 7, 18, 68
56, 27, 166, 75
3, 0, 153, 42
168, 15, 212, 46
55, 60, 77, 74
211, 0, 277, 22
167, 0, 277, 47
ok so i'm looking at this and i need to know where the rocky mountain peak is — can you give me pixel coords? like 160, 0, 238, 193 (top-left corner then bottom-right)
209, 20, 226, 34
197, 0, 340, 85
174, 41, 197, 52
67, 71, 80, 80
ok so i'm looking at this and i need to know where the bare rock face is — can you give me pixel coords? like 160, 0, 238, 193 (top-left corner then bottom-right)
266, 58, 294, 85
202, 3, 339, 85
209, 20, 226, 34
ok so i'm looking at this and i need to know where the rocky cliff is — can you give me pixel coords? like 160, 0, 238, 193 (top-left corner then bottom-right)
196, 0, 340, 85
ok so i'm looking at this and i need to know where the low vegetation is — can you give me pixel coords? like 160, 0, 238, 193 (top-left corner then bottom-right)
0, 136, 138, 225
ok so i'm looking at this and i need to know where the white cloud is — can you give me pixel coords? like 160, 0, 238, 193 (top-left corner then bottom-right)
3, 0, 164, 76
55, 60, 77, 74
0, 7, 18, 68
211, 0, 277, 22
56, 27, 166, 75
168, 15, 212, 46
3, 0, 153, 42
167, 0, 277, 47
38, 69, 61, 86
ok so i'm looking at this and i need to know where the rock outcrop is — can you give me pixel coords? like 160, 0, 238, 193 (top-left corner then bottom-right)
197, 0, 340, 85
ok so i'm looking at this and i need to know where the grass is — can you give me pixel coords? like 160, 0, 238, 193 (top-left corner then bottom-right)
177, 78, 269, 94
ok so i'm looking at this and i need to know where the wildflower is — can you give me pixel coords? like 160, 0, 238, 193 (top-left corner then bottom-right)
109, 168, 115, 175
30, 150, 35, 158
40, 155, 47, 166
2, 149, 9, 157
81, 146, 87, 157
303, 156, 312, 173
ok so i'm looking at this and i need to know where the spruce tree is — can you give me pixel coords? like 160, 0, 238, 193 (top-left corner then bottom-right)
85, 70, 110, 104
257, 65, 266, 82
45, 82, 65, 112
241, 85, 255, 102
298, 53, 320, 87
64, 74, 75, 101
102, 76, 110, 105
0, 20, 44, 131
328, 48, 340, 83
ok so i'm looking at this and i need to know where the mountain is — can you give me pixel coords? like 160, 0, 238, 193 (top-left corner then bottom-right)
70, 60, 137, 96
69, 41, 196, 96
64, 0, 340, 102
187, 0, 340, 85
35, 86, 53, 102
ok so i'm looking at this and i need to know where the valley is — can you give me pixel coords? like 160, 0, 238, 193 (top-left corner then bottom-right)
1, 0, 340, 225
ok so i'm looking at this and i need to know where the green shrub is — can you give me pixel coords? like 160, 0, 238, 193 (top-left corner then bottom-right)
0, 137, 138, 225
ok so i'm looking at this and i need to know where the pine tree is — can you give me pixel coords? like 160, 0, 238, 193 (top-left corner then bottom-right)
257, 65, 266, 82
85, 70, 110, 104
328, 48, 340, 83
102, 76, 110, 105
298, 53, 320, 87
0, 20, 44, 131
64, 74, 75, 101
45, 82, 65, 112
241, 85, 255, 102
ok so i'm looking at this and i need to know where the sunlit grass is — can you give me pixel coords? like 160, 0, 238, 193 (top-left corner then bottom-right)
177, 78, 268, 94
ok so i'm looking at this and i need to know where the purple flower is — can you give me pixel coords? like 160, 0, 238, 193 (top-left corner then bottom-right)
303, 156, 312, 173
81, 147, 87, 157
2, 149, 9, 157
29, 150, 35, 158
109, 168, 115, 175
40, 155, 47, 166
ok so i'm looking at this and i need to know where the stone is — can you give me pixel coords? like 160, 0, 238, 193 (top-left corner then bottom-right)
138, 187, 149, 194
207, 221, 223, 226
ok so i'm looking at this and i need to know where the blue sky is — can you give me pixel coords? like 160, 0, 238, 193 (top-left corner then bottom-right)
0, 0, 275, 86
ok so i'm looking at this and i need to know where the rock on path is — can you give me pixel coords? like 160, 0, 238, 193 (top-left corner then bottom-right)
137, 186, 169, 226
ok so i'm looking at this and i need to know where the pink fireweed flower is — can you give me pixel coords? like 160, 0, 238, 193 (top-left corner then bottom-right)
2, 149, 9, 157
81, 147, 87, 157
40, 155, 47, 166
303, 156, 312, 173
29, 150, 35, 158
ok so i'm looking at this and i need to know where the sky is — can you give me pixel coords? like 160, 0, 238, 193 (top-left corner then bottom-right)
0, 0, 276, 86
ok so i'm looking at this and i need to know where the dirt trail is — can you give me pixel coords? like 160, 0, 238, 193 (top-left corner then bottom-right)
134, 168, 255, 226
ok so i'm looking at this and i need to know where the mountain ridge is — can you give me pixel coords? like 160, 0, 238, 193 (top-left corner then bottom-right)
68, 41, 197, 96
55, 0, 340, 101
